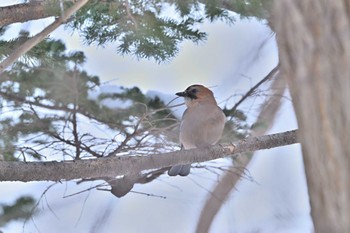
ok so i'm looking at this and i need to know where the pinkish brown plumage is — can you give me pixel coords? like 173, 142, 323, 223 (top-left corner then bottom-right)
168, 85, 226, 176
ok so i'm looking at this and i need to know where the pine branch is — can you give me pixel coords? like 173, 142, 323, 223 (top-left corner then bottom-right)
0, 0, 89, 74
0, 130, 298, 182
0, 91, 113, 128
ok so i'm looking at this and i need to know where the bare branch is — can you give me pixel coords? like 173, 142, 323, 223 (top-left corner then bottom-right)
0, 90, 122, 127
0, 130, 298, 182
72, 69, 81, 159
105, 113, 145, 157
229, 64, 280, 117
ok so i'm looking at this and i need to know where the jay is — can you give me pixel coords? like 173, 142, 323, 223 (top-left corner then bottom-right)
168, 84, 226, 176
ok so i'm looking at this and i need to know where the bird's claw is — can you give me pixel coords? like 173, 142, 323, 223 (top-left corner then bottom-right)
227, 142, 236, 153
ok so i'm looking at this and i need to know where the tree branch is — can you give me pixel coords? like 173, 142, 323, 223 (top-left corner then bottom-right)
0, 1, 56, 27
229, 64, 279, 115
0, 130, 298, 182
0, 0, 89, 74
0, 91, 116, 129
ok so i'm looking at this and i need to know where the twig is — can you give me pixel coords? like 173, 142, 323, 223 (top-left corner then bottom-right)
129, 190, 166, 199
0, 91, 121, 128
229, 64, 280, 117
72, 68, 81, 159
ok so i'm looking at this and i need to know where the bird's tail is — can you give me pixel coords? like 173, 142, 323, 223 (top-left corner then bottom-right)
168, 164, 191, 176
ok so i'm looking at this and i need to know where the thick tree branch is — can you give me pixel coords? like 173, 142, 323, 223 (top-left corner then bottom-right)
0, 1, 57, 27
0, 0, 89, 74
0, 130, 298, 182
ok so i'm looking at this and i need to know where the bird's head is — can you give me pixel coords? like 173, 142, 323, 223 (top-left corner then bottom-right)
176, 84, 216, 107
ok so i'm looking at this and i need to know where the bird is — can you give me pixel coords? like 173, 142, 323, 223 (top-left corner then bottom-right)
168, 84, 226, 176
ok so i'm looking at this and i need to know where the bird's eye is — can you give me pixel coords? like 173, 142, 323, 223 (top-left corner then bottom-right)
191, 89, 197, 94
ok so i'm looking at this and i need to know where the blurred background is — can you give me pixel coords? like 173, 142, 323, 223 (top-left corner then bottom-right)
0, 1, 312, 232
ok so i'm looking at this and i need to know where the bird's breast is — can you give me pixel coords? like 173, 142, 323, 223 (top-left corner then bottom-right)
179, 104, 226, 149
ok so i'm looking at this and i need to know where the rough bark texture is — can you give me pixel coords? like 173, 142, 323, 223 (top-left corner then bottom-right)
0, 1, 58, 27
0, 0, 89, 74
0, 130, 297, 182
0, 0, 270, 28
273, 1, 350, 232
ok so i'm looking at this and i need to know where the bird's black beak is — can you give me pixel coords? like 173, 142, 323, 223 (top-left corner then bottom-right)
176, 91, 187, 97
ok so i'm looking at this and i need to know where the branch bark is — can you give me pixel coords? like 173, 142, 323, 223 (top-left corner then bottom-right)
0, 130, 298, 182
0, 1, 57, 27
0, 0, 270, 28
0, 0, 89, 74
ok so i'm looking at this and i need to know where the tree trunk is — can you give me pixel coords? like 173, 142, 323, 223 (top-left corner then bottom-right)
273, 1, 350, 232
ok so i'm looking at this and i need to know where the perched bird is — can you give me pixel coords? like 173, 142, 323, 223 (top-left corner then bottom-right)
168, 84, 226, 176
